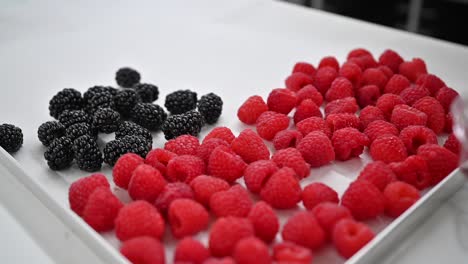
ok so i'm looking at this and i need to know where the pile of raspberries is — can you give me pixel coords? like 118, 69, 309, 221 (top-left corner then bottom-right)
68, 48, 460, 264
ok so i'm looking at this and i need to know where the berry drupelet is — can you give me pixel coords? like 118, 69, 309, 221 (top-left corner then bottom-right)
37, 121, 66, 147
92, 108, 121, 133
103, 135, 151, 166
131, 103, 167, 131
115, 67, 141, 88
115, 121, 153, 146
0, 124, 23, 153
114, 89, 141, 118
198, 93, 223, 124
134, 83, 159, 103
58, 110, 90, 128
165, 90, 198, 115
73, 135, 103, 172
44, 136, 74, 170
49, 88, 84, 119
65, 122, 97, 142
161, 110, 204, 140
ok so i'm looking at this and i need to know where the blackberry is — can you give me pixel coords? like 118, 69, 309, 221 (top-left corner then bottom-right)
0, 124, 23, 153
73, 135, 103, 172
49, 88, 84, 119
134, 83, 159, 103
44, 136, 74, 170
92, 108, 121, 133
115, 121, 153, 145
58, 110, 90, 128
83, 85, 117, 102
37, 121, 66, 147
65, 122, 97, 142
161, 110, 204, 139
103, 135, 151, 166
85, 92, 115, 114
114, 89, 141, 117
115, 67, 141, 88
164, 90, 198, 114
198, 93, 223, 124
131, 103, 167, 130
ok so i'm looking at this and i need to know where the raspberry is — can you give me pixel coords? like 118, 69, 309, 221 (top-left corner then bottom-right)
82, 187, 123, 232
169, 198, 209, 238
356, 84, 380, 107
233, 237, 271, 264
175, 237, 210, 264
348, 54, 378, 70
444, 133, 460, 155
341, 180, 384, 220
282, 211, 326, 250
383, 181, 420, 218
231, 129, 270, 163
296, 117, 331, 138
384, 74, 411, 94
370, 135, 408, 163
413, 96, 445, 134
273, 129, 303, 150
120, 237, 165, 264
302, 182, 339, 210
324, 97, 359, 116
436, 86, 459, 113
203, 127, 236, 144
319, 56, 340, 71
209, 217, 254, 257
360, 68, 388, 91
273, 242, 313, 264
400, 85, 430, 105
145, 148, 177, 177
267, 88, 298, 115
260, 167, 301, 209
247, 201, 279, 243
208, 146, 247, 183
255, 111, 289, 140
416, 74, 446, 96
210, 185, 253, 217
203, 257, 236, 264
292, 62, 316, 76
378, 63, 395, 78
376, 94, 405, 119
196, 138, 230, 163
331, 128, 369, 161
237, 95, 268, 125
295, 84, 324, 106
332, 219, 375, 258
359, 106, 385, 129
399, 125, 437, 154
417, 144, 459, 184
244, 160, 279, 193
378, 49, 404, 73
339, 62, 362, 86
154, 182, 194, 214
364, 120, 399, 143
312, 203, 353, 236
166, 155, 206, 183
272, 148, 310, 178
313, 66, 338, 95
128, 164, 167, 202
165, 135, 200, 156
326, 113, 360, 133
68, 174, 110, 216
357, 161, 396, 191
347, 48, 372, 59
445, 112, 454, 133
389, 156, 431, 190
390, 104, 427, 130
293, 99, 322, 124
190, 175, 230, 207
398, 58, 427, 82
115, 201, 165, 241
297, 131, 335, 167
325, 77, 354, 102
285, 72, 314, 92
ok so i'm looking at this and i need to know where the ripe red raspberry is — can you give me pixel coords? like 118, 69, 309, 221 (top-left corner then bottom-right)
273, 129, 303, 150
324, 97, 359, 116
203, 257, 236, 264
128, 164, 167, 202
313, 66, 338, 95
413, 96, 445, 134
444, 133, 460, 155
244, 160, 278, 193
296, 84, 323, 106
196, 138, 230, 163
175, 237, 210, 264
360, 68, 388, 91
339, 62, 362, 87
370, 135, 407, 163
445, 112, 454, 133
332, 219, 375, 259
292, 62, 316, 77
267, 88, 298, 115
297, 131, 335, 167
379, 63, 395, 78
326, 113, 360, 133
233, 237, 271, 264
296, 117, 331, 138
260, 167, 301, 209
342, 180, 384, 220
378, 49, 404, 73
325, 77, 354, 102
359, 106, 385, 129
349, 54, 378, 70
389, 156, 431, 190
390, 104, 427, 130
165, 135, 200, 156
247, 201, 279, 243
256, 111, 289, 140
285, 72, 314, 92
167, 155, 206, 183
120, 236, 165, 264
113, 153, 144, 189
273, 242, 313, 264
282, 211, 326, 250
231, 128, 270, 163
210, 185, 253, 217
272, 147, 310, 178
357, 161, 396, 191
69, 173, 110, 216
145, 148, 177, 177
398, 58, 427, 82
312, 202, 353, 236
82, 187, 123, 232
237, 95, 268, 125
203, 127, 236, 144
293, 99, 322, 124
319, 56, 340, 71
208, 146, 247, 183
347, 48, 372, 59
154, 182, 194, 213
209, 217, 254, 257
115, 200, 165, 241
436, 86, 459, 113
190, 175, 230, 207
302, 182, 339, 210
383, 181, 420, 218
356, 84, 380, 107
417, 144, 459, 184
332, 128, 369, 161
384, 74, 411, 94
400, 85, 430, 105
399, 125, 437, 154
169, 198, 209, 238
376, 94, 405, 119
364, 120, 399, 143
416, 74, 446, 96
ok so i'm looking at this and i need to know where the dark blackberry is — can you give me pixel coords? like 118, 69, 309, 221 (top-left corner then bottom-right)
37, 121, 66, 147
73, 135, 103, 172
113, 89, 141, 117
65, 122, 97, 142
58, 110, 90, 128
44, 136, 74, 170
85, 92, 115, 114
103, 135, 151, 166
164, 90, 198, 114
115, 121, 153, 145
0, 124, 23, 153
83, 86, 117, 102
49, 88, 84, 119
161, 110, 204, 139
92, 108, 121, 133
131, 103, 167, 130
134, 83, 159, 103
198, 93, 223, 124
115, 67, 141, 88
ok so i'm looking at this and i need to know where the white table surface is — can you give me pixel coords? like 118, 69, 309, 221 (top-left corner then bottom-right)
1, 0, 468, 263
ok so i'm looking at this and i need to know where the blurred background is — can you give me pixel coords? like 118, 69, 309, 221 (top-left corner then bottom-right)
284, 0, 468, 45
